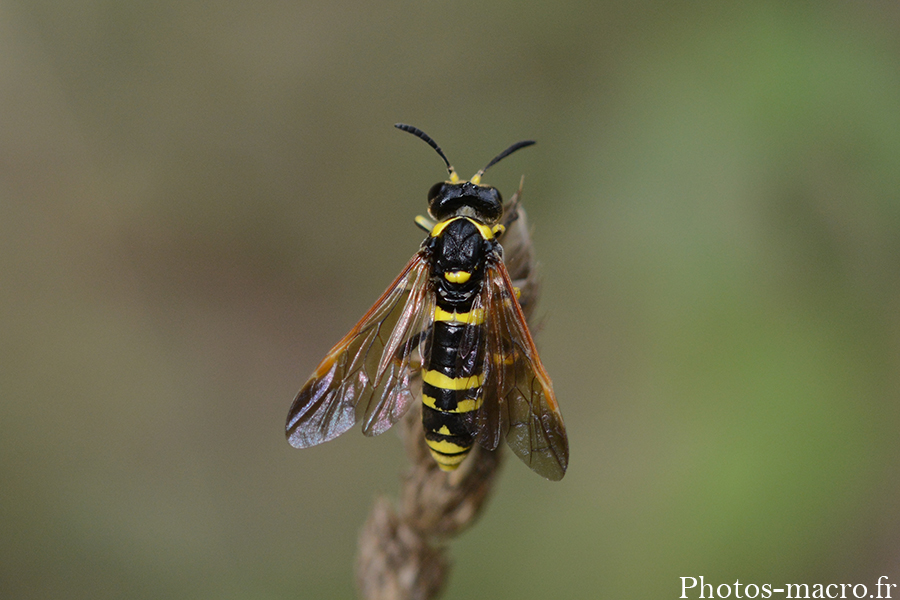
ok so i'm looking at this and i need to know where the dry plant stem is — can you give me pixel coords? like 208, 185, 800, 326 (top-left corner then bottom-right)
356, 405, 503, 600
356, 187, 536, 600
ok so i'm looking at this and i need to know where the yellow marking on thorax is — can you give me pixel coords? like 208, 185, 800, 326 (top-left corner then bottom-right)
429, 218, 453, 238
430, 217, 495, 240
470, 219, 495, 240
444, 270, 471, 284
422, 369, 483, 390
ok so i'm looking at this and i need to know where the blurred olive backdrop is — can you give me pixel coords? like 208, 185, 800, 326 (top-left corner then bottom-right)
3, 1, 900, 598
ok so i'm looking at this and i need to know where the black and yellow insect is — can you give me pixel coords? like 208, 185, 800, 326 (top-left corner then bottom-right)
285, 124, 568, 480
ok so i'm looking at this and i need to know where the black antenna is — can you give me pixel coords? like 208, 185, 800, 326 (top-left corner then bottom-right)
394, 123, 456, 178
473, 140, 536, 182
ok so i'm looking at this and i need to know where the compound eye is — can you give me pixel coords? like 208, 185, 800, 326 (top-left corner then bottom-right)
427, 182, 445, 203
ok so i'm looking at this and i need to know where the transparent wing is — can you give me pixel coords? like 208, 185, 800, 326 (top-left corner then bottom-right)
286, 252, 433, 448
472, 255, 569, 481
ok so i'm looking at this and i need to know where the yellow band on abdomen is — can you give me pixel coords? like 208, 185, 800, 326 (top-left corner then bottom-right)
423, 393, 483, 414
433, 306, 485, 325
428, 449, 468, 470
425, 437, 469, 455
422, 369, 483, 391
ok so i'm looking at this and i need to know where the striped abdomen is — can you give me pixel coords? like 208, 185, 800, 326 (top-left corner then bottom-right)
421, 304, 485, 470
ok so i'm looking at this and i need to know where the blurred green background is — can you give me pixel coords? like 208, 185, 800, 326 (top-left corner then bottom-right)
3, 1, 900, 598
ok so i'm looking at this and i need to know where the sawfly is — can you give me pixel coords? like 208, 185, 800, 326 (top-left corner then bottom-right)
286, 124, 568, 480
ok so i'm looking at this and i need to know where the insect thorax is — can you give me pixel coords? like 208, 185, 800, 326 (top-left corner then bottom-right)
427, 217, 496, 308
